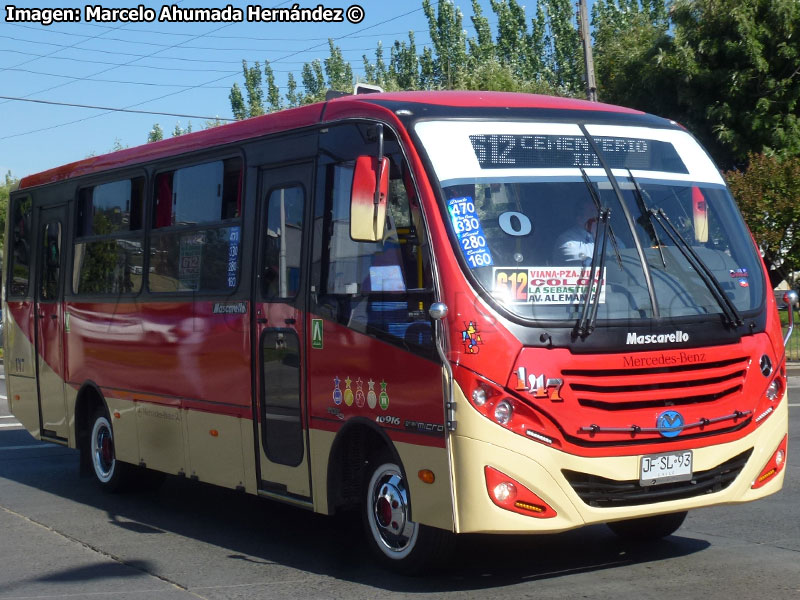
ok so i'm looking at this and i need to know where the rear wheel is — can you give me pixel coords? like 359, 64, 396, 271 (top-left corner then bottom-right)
363, 453, 452, 573
607, 511, 688, 541
89, 408, 132, 492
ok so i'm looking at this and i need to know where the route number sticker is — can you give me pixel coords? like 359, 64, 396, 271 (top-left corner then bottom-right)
448, 196, 493, 269
493, 266, 606, 304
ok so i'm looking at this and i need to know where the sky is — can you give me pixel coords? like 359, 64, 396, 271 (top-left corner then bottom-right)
0, 0, 590, 179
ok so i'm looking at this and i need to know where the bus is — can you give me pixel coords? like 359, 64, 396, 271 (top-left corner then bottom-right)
4, 90, 792, 572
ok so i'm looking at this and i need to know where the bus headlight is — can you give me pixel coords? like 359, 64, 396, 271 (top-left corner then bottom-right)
472, 387, 487, 406
765, 379, 781, 402
494, 400, 513, 425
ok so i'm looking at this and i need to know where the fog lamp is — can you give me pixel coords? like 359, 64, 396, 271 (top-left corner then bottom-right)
493, 481, 517, 503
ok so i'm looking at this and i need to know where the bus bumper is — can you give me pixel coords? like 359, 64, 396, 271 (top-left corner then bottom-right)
449, 388, 788, 534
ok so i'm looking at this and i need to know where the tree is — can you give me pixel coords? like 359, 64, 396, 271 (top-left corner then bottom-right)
422, 0, 468, 88
264, 61, 282, 113
726, 154, 800, 287
301, 59, 326, 104
147, 124, 164, 143
172, 121, 193, 137
669, 0, 800, 167
285, 73, 300, 108
593, 0, 800, 169
0, 171, 19, 250
324, 39, 354, 93
229, 83, 247, 120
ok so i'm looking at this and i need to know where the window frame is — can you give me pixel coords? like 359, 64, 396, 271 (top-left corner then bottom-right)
6, 193, 34, 300
72, 173, 147, 297
311, 119, 439, 359
146, 154, 245, 296
260, 180, 308, 302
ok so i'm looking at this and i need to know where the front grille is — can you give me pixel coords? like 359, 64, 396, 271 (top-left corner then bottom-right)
564, 356, 749, 412
562, 449, 752, 507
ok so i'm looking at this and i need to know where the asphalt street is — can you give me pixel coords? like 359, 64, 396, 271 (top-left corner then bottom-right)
0, 364, 798, 599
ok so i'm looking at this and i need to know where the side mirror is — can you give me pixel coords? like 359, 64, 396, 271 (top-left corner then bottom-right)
783, 290, 799, 347
350, 155, 389, 242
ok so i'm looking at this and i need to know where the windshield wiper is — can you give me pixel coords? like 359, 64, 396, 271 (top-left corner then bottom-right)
649, 208, 744, 327
576, 207, 610, 337
580, 169, 623, 270
628, 170, 667, 268
578, 124, 660, 322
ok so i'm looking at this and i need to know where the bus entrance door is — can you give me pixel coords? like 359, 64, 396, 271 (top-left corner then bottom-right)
253, 163, 313, 503
34, 204, 69, 443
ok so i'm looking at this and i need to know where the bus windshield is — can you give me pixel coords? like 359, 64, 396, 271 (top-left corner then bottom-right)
415, 120, 764, 323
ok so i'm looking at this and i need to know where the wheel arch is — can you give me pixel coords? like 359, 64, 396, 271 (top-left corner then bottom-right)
325, 417, 407, 515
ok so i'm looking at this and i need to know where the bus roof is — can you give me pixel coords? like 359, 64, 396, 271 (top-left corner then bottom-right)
18, 90, 643, 191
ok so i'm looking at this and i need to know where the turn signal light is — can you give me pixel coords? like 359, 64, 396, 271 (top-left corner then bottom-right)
418, 469, 435, 484
752, 434, 788, 489
484, 466, 556, 519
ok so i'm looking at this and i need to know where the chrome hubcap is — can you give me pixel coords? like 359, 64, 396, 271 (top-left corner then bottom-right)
368, 465, 418, 556
91, 417, 115, 482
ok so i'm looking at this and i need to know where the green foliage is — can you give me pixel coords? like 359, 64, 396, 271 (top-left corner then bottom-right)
227, 0, 586, 113
264, 61, 282, 113
324, 39, 354, 93
172, 121, 193, 137
0, 171, 19, 250
726, 153, 800, 287
147, 123, 164, 143
301, 59, 326, 104
593, 0, 800, 169
229, 83, 247, 121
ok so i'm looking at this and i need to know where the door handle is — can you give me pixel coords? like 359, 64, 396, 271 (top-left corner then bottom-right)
257, 318, 268, 324
50, 314, 58, 320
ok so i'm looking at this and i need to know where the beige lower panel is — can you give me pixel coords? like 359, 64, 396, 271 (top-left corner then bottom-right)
309, 428, 335, 514
394, 440, 454, 531
36, 358, 69, 440
64, 386, 78, 447
451, 381, 789, 534
307, 428, 454, 531
137, 403, 185, 474
8, 375, 40, 439
105, 397, 139, 465
186, 411, 246, 490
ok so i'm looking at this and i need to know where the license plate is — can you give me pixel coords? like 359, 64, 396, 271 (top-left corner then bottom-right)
640, 450, 693, 486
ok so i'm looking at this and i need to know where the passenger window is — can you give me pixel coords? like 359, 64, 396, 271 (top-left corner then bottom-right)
8, 196, 32, 297
149, 158, 242, 293
263, 185, 304, 299
73, 177, 145, 295
313, 124, 435, 355
77, 178, 144, 236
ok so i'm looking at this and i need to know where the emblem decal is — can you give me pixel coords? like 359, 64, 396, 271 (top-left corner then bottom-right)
515, 367, 564, 401
461, 321, 483, 354
656, 410, 685, 438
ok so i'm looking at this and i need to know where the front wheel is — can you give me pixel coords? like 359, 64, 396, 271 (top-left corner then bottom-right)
607, 511, 688, 541
363, 454, 452, 573
89, 408, 131, 492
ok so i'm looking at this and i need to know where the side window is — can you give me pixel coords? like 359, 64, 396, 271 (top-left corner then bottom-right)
8, 195, 32, 297
313, 124, 435, 355
263, 185, 304, 299
73, 177, 145, 295
40, 222, 61, 301
149, 158, 242, 293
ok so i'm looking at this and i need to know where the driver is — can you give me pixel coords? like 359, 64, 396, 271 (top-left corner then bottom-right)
554, 198, 598, 266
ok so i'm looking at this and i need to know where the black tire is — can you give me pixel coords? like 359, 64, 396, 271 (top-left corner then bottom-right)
607, 510, 688, 541
89, 407, 132, 492
362, 452, 453, 574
